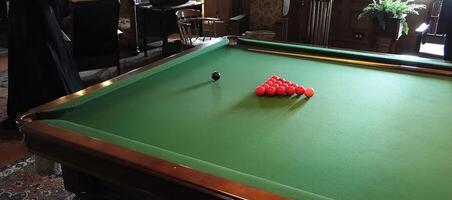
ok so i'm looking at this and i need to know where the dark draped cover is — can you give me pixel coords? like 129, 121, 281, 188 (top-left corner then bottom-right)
7, 0, 82, 122
438, 0, 452, 34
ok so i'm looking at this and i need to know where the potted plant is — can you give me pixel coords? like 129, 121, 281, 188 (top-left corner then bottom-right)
358, 0, 426, 39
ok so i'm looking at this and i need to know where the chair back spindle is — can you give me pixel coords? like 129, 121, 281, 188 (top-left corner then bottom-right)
307, 0, 334, 46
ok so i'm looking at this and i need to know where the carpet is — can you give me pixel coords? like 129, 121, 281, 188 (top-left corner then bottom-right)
0, 154, 77, 200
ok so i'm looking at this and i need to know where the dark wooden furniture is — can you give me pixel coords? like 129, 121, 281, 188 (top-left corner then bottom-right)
323, 0, 372, 50
72, 0, 121, 74
203, 0, 248, 36
136, 1, 203, 56
204, 0, 289, 41
228, 0, 289, 41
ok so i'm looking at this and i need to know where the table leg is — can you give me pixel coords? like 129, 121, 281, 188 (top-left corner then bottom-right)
34, 156, 60, 176
160, 12, 167, 57
141, 9, 148, 57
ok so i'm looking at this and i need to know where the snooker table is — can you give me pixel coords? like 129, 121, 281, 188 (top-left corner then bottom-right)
19, 37, 452, 200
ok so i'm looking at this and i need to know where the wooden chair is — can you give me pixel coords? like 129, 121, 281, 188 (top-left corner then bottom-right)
415, 23, 446, 59
71, 0, 121, 75
176, 9, 222, 47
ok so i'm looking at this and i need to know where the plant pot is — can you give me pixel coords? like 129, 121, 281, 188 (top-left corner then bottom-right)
370, 18, 403, 40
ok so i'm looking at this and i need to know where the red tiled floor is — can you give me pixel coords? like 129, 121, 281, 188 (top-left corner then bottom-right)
0, 53, 21, 167
0, 54, 7, 71
0, 140, 27, 167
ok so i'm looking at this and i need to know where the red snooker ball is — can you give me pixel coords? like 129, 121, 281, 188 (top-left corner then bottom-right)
255, 87, 266, 96
276, 86, 286, 96
305, 88, 315, 97
295, 86, 305, 95
266, 86, 276, 96
286, 86, 296, 95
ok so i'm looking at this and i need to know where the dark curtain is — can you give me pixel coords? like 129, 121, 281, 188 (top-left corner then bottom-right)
0, 0, 6, 20
438, 0, 452, 60
6, 0, 82, 124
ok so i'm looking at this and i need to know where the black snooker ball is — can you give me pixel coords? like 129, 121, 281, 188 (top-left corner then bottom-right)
211, 71, 221, 81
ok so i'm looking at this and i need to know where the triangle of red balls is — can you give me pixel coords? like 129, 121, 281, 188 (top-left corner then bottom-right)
255, 75, 314, 97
